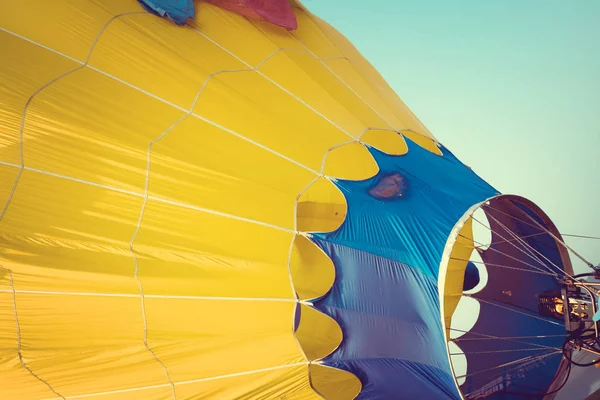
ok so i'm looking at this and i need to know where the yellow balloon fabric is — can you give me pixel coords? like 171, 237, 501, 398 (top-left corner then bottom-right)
0, 1, 441, 398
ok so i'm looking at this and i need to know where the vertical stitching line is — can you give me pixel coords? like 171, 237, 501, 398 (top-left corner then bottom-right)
2, 28, 359, 176
187, 25, 357, 141
288, 135, 375, 400
0, 12, 145, 398
0, 12, 145, 224
128, 41, 354, 398
2, 266, 66, 399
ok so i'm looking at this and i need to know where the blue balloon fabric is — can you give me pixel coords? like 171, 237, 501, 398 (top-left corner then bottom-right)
312, 139, 498, 398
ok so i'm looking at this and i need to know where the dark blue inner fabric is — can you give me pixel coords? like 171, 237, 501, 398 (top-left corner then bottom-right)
457, 302, 565, 399
457, 197, 568, 399
312, 140, 498, 399
463, 261, 480, 292
314, 241, 463, 399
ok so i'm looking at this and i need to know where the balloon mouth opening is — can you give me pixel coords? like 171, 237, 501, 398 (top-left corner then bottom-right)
438, 194, 574, 398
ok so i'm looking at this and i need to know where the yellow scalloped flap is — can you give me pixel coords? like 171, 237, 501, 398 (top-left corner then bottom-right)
297, 177, 346, 233
290, 235, 335, 301
323, 142, 379, 181
310, 363, 362, 400
400, 130, 442, 156
361, 129, 408, 156
295, 304, 342, 361
444, 217, 475, 335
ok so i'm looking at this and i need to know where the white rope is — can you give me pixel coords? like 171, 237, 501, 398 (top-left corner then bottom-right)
190, 111, 321, 174
450, 257, 557, 277
563, 233, 600, 240
0, 289, 310, 303
0, 13, 138, 222
482, 213, 568, 279
487, 214, 552, 270
470, 296, 564, 327
461, 232, 554, 276
0, 161, 142, 196
486, 204, 594, 269
0, 28, 324, 177
0, 13, 149, 398
451, 328, 564, 348
488, 231, 548, 246
284, 16, 439, 144
42, 362, 309, 400
0, 160, 296, 234
189, 26, 358, 141
286, 133, 370, 367
450, 347, 553, 356
0, 15, 411, 400
467, 223, 558, 276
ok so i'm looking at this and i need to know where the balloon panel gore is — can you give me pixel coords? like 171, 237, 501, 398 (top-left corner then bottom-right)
462, 261, 480, 292
0, 31, 79, 165
0, 2, 143, 62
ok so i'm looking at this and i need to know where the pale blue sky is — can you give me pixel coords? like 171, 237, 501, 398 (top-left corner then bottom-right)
307, 0, 600, 274
306, 1, 600, 397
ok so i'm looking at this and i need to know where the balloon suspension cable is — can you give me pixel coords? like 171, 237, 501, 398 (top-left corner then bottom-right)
483, 203, 596, 270
452, 203, 600, 399
480, 204, 600, 365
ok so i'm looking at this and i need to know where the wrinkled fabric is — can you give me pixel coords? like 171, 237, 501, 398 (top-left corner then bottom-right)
205, 0, 298, 29
137, 0, 195, 24
313, 141, 498, 398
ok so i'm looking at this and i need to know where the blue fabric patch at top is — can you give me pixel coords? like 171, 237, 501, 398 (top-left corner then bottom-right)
138, 0, 195, 25
314, 138, 498, 279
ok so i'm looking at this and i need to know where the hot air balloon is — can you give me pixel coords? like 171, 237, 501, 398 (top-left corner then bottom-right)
1, 1, 598, 399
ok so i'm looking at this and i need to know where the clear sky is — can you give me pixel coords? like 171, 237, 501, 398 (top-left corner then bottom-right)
306, 0, 600, 274
306, 1, 600, 397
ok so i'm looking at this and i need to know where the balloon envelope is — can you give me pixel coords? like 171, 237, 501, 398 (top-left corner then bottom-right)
0, 1, 570, 399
